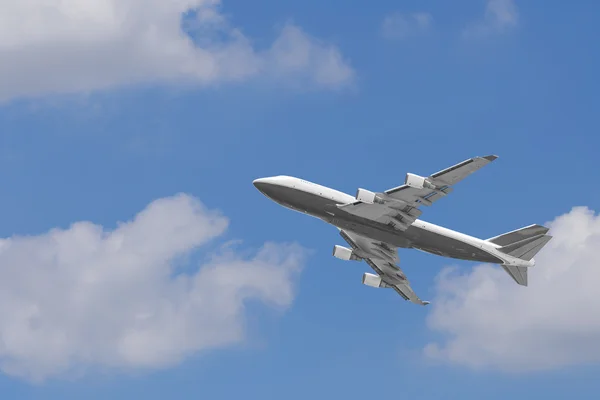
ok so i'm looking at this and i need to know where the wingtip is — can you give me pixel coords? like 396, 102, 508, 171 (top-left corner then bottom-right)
483, 155, 499, 162
422, 301, 431, 306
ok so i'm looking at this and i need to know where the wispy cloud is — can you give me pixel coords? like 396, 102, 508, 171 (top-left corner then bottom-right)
426, 206, 600, 371
381, 12, 432, 40
0, 194, 307, 382
463, 0, 518, 38
0, 0, 355, 103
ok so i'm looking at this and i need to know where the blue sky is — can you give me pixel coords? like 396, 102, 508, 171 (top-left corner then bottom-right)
1, 0, 600, 399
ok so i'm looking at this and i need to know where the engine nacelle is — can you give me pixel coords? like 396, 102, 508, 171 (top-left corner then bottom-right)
362, 272, 393, 288
405, 173, 436, 190
356, 188, 385, 204
333, 245, 361, 261
362, 272, 383, 288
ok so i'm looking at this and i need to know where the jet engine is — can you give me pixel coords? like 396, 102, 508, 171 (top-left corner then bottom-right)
405, 173, 436, 190
362, 272, 392, 288
355, 188, 385, 204
332, 245, 361, 261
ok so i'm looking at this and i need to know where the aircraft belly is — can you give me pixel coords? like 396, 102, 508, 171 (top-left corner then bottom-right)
332, 219, 413, 248
407, 227, 502, 263
260, 184, 502, 264
326, 211, 412, 248
331, 211, 502, 264
260, 185, 336, 218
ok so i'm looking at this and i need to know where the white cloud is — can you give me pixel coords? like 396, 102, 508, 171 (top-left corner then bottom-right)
425, 206, 600, 371
268, 25, 355, 88
0, 194, 306, 382
381, 12, 432, 40
0, 0, 354, 102
463, 0, 518, 37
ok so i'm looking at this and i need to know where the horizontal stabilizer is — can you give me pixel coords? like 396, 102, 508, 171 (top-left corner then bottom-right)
501, 264, 528, 286
498, 234, 553, 261
487, 224, 550, 246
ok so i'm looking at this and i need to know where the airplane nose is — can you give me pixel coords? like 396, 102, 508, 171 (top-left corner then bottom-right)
253, 177, 276, 194
253, 176, 290, 205
253, 177, 283, 199
253, 178, 268, 190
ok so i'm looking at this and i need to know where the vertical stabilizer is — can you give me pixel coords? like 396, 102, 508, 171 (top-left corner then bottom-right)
490, 225, 552, 286
501, 265, 528, 286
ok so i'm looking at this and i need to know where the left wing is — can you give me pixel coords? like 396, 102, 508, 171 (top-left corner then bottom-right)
339, 229, 429, 306
337, 155, 498, 231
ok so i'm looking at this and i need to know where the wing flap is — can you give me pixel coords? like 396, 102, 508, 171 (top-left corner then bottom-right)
339, 230, 429, 306
336, 202, 416, 232
383, 185, 453, 207
337, 202, 391, 221
429, 156, 495, 185
393, 284, 430, 305
336, 155, 497, 232
385, 155, 496, 206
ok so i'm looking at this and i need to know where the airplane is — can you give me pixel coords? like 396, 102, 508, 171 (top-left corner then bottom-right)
253, 155, 552, 305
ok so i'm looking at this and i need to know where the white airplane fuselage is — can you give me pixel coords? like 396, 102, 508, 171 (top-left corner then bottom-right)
253, 175, 534, 268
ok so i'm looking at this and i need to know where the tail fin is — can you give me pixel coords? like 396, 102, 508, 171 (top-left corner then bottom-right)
487, 225, 552, 287
501, 265, 529, 286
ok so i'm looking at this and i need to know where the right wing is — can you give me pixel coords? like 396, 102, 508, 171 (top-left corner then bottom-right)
337, 155, 498, 231
339, 229, 429, 306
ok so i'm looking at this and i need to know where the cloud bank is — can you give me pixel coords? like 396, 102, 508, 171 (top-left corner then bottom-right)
0, 194, 306, 382
426, 206, 600, 371
0, 0, 354, 102
380, 12, 432, 40
463, 0, 518, 37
